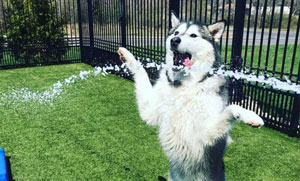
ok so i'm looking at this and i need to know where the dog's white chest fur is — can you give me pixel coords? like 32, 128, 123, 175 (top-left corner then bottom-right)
154, 71, 226, 164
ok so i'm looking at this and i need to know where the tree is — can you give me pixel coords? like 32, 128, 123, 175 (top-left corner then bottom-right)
0, 31, 4, 61
291, 0, 300, 14
0, 5, 5, 61
93, 0, 120, 25
5, 0, 66, 64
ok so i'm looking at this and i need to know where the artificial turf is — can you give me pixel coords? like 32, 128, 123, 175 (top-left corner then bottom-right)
0, 63, 299, 180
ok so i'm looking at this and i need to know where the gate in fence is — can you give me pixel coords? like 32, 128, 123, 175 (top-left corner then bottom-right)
0, 0, 299, 137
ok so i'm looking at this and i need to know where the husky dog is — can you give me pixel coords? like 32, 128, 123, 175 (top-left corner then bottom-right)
118, 12, 264, 181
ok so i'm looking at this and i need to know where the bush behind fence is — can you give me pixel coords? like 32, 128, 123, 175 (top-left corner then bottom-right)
0, 0, 81, 68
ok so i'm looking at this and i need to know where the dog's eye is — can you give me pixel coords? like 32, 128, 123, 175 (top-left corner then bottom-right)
174, 31, 179, 35
190, 34, 197, 38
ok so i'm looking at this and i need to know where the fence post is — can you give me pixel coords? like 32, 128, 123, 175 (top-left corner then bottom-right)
87, 0, 94, 47
120, 0, 126, 47
289, 94, 300, 137
231, 0, 246, 70
77, 0, 83, 61
229, 1, 247, 104
169, 0, 180, 28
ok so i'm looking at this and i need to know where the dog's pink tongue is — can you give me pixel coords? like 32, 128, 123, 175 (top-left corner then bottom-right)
183, 58, 192, 68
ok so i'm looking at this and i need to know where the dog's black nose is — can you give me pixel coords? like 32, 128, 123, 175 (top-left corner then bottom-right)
171, 37, 181, 47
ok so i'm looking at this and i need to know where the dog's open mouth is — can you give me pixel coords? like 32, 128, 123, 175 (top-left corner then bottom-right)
173, 51, 192, 70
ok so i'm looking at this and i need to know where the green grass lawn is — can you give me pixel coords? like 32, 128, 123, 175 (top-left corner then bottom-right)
0, 63, 299, 180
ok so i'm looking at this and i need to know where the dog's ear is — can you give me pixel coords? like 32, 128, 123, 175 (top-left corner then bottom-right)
170, 11, 180, 28
207, 21, 226, 42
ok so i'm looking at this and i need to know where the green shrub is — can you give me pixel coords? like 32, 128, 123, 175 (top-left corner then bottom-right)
5, 0, 66, 64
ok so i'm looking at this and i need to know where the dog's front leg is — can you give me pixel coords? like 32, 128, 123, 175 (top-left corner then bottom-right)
223, 105, 264, 127
118, 47, 160, 126
210, 105, 264, 142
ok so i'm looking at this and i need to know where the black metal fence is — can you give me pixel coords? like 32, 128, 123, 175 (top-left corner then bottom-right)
79, 0, 300, 137
0, 0, 299, 137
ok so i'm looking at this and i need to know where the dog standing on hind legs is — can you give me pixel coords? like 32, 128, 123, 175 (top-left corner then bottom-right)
118, 12, 264, 181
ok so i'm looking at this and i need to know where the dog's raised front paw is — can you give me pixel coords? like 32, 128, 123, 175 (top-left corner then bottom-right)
230, 105, 264, 128
118, 47, 137, 69
241, 110, 264, 128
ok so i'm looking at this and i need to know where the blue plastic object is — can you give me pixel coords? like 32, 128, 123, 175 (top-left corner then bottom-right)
0, 148, 8, 181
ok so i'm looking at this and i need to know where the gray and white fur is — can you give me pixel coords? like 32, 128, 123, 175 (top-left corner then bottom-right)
118, 12, 264, 181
